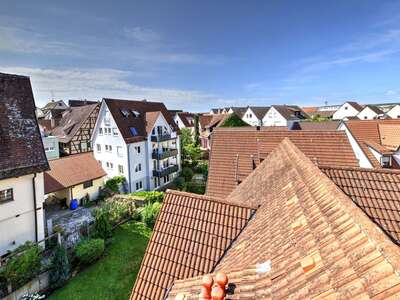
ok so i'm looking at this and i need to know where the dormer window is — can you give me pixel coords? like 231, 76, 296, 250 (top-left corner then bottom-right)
381, 156, 392, 168
120, 109, 130, 118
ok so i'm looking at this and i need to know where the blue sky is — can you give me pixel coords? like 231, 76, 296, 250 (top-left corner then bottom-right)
1, 1, 400, 111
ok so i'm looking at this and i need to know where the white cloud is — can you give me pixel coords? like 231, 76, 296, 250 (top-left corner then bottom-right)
123, 27, 160, 43
386, 90, 398, 96
0, 66, 240, 111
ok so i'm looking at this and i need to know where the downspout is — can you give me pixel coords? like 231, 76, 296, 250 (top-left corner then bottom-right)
32, 173, 39, 243
127, 143, 132, 193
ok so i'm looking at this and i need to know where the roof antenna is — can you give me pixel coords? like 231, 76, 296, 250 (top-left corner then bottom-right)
50, 90, 55, 102
234, 154, 239, 184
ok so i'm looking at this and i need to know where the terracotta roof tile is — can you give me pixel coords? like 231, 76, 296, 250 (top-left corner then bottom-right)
130, 190, 255, 300
167, 139, 400, 299
292, 120, 340, 131
207, 128, 359, 198
379, 124, 400, 149
320, 166, 400, 245
0, 73, 49, 179
44, 152, 106, 193
199, 115, 213, 130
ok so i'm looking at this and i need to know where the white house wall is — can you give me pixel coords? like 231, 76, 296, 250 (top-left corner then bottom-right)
263, 107, 287, 126
387, 105, 400, 119
337, 123, 373, 168
242, 108, 261, 126
357, 107, 377, 120
0, 173, 45, 256
333, 103, 360, 120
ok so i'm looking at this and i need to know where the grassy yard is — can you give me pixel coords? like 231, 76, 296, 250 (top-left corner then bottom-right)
49, 222, 151, 300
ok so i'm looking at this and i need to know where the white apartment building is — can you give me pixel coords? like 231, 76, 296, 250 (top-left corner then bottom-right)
332, 101, 363, 120
92, 99, 181, 192
0, 73, 49, 256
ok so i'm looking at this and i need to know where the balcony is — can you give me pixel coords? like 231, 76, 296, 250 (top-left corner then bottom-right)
153, 165, 179, 177
152, 148, 178, 160
151, 132, 177, 142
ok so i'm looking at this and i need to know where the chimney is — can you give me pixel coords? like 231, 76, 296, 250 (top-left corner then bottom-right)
199, 272, 228, 300
256, 125, 261, 131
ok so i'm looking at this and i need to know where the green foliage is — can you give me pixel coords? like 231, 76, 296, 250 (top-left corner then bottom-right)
181, 167, 194, 181
131, 191, 164, 204
1, 242, 42, 289
75, 239, 105, 265
105, 176, 126, 193
195, 162, 208, 177
180, 128, 193, 147
184, 182, 206, 195
141, 202, 162, 228
310, 114, 331, 122
49, 245, 70, 289
93, 208, 113, 239
194, 114, 200, 146
184, 143, 202, 161
220, 113, 250, 127
173, 177, 186, 190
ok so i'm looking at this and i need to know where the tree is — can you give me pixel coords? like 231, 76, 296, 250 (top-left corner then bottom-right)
50, 245, 70, 288
180, 128, 193, 147
184, 143, 202, 161
194, 114, 200, 146
220, 113, 250, 127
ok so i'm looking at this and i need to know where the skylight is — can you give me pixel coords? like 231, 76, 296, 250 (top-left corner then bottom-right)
120, 109, 130, 118
131, 110, 140, 117
130, 127, 138, 136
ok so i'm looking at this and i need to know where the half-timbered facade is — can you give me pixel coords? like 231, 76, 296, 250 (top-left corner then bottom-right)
51, 103, 100, 155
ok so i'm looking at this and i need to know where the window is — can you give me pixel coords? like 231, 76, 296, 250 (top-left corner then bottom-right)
112, 128, 118, 136
120, 108, 130, 118
118, 165, 124, 174
96, 144, 101, 152
135, 146, 141, 154
106, 162, 114, 169
135, 163, 142, 172
117, 146, 123, 157
364, 116, 368, 120
44, 142, 55, 152
131, 110, 140, 117
105, 145, 112, 152
98, 160, 102, 166
0, 188, 13, 203
99, 128, 103, 135
81, 142, 87, 152
130, 127, 138, 136
83, 180, 93, 189
136, 181, 143, 190
345, 106, 348, 110
106, 128, 112, 135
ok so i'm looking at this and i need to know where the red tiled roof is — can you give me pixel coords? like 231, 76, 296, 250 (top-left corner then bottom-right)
321, 166, 400, 245
44, 152, 106, 193
104, 98, 178, 144
130, 190, 255, 300
291, 120, 340, 131
207, 128, 359, 198
199, 115, 213, 131
168, 139, 400, 299
0, 73, 49, 180
344, 119, 400, 167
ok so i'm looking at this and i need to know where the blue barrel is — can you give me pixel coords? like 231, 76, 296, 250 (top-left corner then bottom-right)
70, 199, 78, 210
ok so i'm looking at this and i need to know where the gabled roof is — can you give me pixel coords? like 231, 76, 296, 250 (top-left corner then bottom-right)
51, 103, 99, 143
130, 190, 255, 300
199, 114, 213, 131
176, 112, 195, 127
320, 166, 400, 245
291, 120, 340, 131
207, 128, 359, 198
360, 105, 384, 115
0, 73, 49, 180
343, 119, 400, 167
247, 106, 270, 120
228, 107, 247, 118
42, 99, 67, 111
346, 101, 364, 111
205, 114, 229, 129
104, 98, 178, 144
68, 99, 99, 107
44, 152, 106, 193
167, 139, 400, 299
272, 104, 308, 120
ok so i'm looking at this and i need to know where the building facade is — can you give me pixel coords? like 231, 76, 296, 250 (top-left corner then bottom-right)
92, 99, 181, 192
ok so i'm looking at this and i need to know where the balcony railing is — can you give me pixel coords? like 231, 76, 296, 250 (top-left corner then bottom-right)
152, 148, 178, 160
153, 165, 179, 177
151, 132, 177, 142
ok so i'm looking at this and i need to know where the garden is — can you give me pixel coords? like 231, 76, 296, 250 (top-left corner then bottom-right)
0, 187, 163, 300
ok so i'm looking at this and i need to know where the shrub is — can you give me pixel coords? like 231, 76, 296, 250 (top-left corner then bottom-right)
93, 207, 112, 239
195, 162, 208, 177
185, 182, 206, 195
181, 167, 194, 182
2, 242, 42, 289
105, 176, 126, 193
75, 239, 104, 265
131, 191, 164, 204
220, 113, 250, 127
49, 245, 70, 289
141, 202, 162, 228
173, 177, 185, 190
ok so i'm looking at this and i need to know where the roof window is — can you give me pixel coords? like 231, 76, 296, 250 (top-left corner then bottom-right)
131, 110, 140, 117
120, 109, 130, 118
130, 127, 138, 136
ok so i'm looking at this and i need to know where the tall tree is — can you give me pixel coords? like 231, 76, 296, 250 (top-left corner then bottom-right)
194, 114, 200, 146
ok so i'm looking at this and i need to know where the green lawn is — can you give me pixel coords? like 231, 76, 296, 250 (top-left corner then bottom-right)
49, 222, 151, 300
